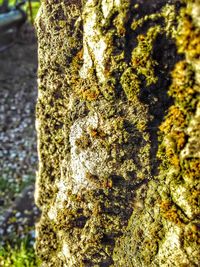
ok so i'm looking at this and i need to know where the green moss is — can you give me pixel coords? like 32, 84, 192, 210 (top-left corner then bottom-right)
131, 26, 161, 86
120, 67, 140, 101
155, 6, 200, 266
157, 2, 200, 183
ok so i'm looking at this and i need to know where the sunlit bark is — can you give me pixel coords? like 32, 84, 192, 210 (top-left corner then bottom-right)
35, 0, 200, 266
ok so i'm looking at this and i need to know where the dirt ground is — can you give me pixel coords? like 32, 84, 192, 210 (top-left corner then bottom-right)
0, 24, 39, 244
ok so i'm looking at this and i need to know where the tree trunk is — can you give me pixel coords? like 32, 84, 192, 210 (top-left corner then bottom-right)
35, 0, 200, 266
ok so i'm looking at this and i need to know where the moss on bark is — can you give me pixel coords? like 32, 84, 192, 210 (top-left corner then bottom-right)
35, 0, 200, 266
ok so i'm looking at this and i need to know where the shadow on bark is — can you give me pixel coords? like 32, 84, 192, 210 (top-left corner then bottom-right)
139, 33, 184, 177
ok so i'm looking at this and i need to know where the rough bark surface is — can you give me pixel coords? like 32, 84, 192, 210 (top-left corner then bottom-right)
35, 0, 200, 266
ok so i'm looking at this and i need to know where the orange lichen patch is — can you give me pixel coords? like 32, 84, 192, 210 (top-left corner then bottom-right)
69, 50, 101, 101
160, 200, 183, 226
169, 61, 195, 102
89, 128, 98, 138
171, 131, 186, 151
188, 188, 200, 207
159, 106, 186, 134
176, 14, 200, 60
76, 48, 83, 60
159, 200, 171, 211
168, 153, 180, 168
183, 159, 200, 181
71, 76, 100, 101
102, 178, 113, 189
174, 131, 186, 151
184, 224, 200, 244
89, 128, 106, 139
81, 88, 100, 101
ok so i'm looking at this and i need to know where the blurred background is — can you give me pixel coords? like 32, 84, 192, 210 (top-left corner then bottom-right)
0, 0, 40, 265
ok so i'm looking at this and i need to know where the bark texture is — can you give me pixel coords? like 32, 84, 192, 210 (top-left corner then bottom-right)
35, 0, 200, 266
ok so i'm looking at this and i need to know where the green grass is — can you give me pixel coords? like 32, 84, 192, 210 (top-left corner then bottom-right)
0, 173, 39, 266
0, 238, 41, 267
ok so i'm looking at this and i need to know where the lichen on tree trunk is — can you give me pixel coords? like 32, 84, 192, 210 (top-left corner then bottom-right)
35, 0, 200, 266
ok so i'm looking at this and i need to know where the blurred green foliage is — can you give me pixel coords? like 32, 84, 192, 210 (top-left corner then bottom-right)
0, 238, 41, 267
0, 0, 40, 22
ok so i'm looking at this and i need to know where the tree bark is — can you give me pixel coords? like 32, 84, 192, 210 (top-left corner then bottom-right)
35, 0, 200, 266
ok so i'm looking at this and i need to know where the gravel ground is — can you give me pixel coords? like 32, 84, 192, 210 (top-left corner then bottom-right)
0, 24, 39, 245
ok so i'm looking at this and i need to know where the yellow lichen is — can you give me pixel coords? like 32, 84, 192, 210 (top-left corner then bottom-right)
160, 200, 183, 226
176, 11, 200, 59
169, 60, 195, 103
183, 159, 200, 182
159, 106, 186, 134
120, 68, 140, 101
